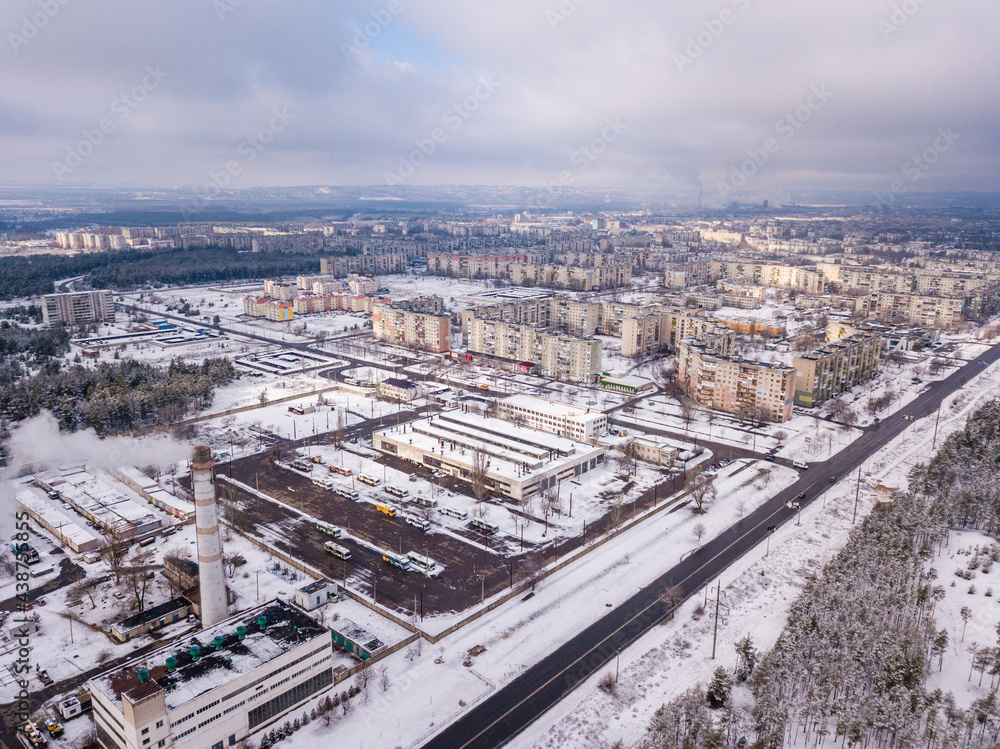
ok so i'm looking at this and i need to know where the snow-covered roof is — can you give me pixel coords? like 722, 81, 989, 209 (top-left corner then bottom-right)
499, 393, 606, 423
91, 600, 328, 713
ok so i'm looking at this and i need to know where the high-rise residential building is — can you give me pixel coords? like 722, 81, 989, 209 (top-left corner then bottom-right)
792, 326, 882, 407
467, 319, 601, 380
874, 292, 967, 328
676, 336, 794, 423
41, 290, 115, 327
371, 304, 451, 353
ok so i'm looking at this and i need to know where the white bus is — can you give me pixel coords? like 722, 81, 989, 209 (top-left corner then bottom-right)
317, 522, 341, 538
385, 485, 409, 498
406, 552, 436, 572
404, 515, 430, 531
471, 517, 499, 534
358, 474, 381, 487
324, 541, 351, 560
413, 496, 438, 508
439, 505, 468, 520
313, 477, 334, 491
335, 487, 360, 501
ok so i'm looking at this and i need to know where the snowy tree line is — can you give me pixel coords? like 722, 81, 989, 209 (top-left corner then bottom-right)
640, 398, 1000, 749
0, 357, 238, 436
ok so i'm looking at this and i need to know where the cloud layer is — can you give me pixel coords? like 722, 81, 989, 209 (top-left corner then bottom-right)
2, 0, 997, 197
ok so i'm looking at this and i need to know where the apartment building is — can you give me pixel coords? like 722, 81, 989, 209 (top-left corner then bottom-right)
347, 274, 379, 295
426, 253, 528, 278
467, 318, 602, 380
708, 262, 824, 294
42, 290, 115, 327
676, 337, 794, 423
319, 253, 408, 277
510, 263, 632, 290
496, 394, 607, 442
264, 301, 293, 322
793, 328, 882, 407
90, 601, 332, 749
462, 298, 600, 337
262, 280, 298, 301
372, 304, 451, 353
874, 292, 967, 328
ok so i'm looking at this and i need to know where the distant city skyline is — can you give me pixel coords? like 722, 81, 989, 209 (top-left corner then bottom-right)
2, 1, 997, 203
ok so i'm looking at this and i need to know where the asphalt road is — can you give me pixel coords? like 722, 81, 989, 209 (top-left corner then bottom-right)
422, 341, 1000, 749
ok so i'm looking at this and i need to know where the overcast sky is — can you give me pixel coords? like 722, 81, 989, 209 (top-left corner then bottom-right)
2, 0, 997, 201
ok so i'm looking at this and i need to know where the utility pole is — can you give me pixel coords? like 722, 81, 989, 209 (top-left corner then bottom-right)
932, 405, 941, 450
711, 581, 722, 660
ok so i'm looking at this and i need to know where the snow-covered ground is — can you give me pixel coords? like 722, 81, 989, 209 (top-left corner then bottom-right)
505, 350, 1000, 749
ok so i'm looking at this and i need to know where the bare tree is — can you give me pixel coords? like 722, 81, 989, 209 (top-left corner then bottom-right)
355, 658, 373, 702
379, 664, 391, 692
219, 484, 250, 536
689, 476, 717, 514
693, 522, 706, 541
470, 447, 490, 516
99, 524, 130, 584
68, 579, 97, 610
122, 551, 158, 613
609, 499, 627, 530
679, 400, 696, 436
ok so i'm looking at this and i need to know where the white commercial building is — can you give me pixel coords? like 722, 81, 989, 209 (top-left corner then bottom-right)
373, 409, 606, 501
90, 600, 332, 749
495, 394, 606, 442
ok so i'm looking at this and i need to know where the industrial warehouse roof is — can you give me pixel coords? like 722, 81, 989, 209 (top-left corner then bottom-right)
499, 393, 606, 423
91, 600, 328, 712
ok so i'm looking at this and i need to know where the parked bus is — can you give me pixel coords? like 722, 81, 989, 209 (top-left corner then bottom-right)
329, 465, 352, 476
292, 459, 312, 472
385, 485, 409, 499
439, 505, 468, 520
138, 536, 156, 547
376, 504, 397, 518
413, 496, 438, 508
404, 515, 430, 531
324, 541, 351, 560
471, 517, 499, 534
406, 552, 436, 572
313, 477, 334, 491
316, 522, 341, 538
383, 553, 410, 570
343, 377, 359, 386
358, 474, 381, 487
335, 488, 360, 501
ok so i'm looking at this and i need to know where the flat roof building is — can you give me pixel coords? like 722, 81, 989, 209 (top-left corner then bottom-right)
496, 394, 607, 442
90, 600, 332, 749
373, 409, 606, 501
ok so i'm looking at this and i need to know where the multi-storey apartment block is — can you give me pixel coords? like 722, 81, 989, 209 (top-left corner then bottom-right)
874, 292, 967, 328
793, 327, 882, 407
42, 290, 115, 327
676, 336, 794, 423
425, 253, 528, 278
319, 253, 408, 277
461, 298, 601, 337
372, 304, 451, 353
708, 262, 824, 294
510, 263, 632, 290
467, 319, 601, 380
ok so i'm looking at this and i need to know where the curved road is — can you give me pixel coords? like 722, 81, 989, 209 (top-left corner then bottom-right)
422, 342, 1000, 749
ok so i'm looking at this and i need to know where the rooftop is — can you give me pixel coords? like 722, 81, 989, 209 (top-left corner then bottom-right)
499, 393, 606, 423
91, 600, 328, 713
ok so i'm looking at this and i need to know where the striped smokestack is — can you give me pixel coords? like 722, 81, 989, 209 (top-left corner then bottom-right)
191, 445, 228, 628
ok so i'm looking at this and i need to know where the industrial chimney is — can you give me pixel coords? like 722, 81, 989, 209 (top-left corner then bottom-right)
191, 445, 228, 628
